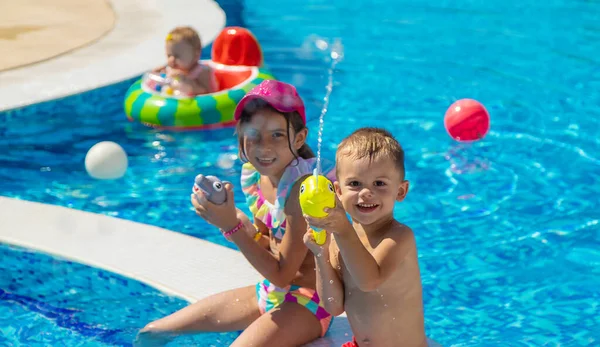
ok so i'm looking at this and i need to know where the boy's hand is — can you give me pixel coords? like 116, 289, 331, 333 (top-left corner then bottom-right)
303, 227, 331, 255
303, 196, 351, 235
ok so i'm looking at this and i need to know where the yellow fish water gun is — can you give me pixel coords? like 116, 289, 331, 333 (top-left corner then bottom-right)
299, 170, 336, 245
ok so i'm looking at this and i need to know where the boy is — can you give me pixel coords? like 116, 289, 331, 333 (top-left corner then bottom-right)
304, 127, 427, 347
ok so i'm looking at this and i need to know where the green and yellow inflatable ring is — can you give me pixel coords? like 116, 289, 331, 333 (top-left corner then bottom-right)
124, 62, 275, 130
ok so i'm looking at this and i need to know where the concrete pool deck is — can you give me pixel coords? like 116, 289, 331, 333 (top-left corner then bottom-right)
0, 0, 116, 73
0, 0, 226, 112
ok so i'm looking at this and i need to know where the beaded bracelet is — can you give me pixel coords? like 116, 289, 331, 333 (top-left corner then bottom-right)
222, 220, 244, 238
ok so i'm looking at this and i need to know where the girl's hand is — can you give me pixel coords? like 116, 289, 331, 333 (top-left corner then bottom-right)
303, 227, 331, 256
303, 195, 351, 235
191, 183, 239, 232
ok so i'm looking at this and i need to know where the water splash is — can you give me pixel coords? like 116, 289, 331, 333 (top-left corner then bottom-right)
314, 38, 344, 175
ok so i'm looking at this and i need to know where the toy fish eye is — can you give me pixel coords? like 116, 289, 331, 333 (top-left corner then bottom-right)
300, 184, 305, 194
328, 182, 334, 192
213, 182, 223, 191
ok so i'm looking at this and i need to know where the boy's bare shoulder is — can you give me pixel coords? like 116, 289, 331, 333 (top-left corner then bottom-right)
374, 220, 417, 266
383, 221, 415, 245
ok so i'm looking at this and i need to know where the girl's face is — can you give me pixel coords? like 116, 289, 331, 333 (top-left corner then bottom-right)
166, 40, 199, 71
240, 108, 307, 179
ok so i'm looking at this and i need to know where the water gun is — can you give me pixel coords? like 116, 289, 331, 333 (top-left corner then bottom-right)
193, 174, 264, 241
298, 170, 335, 245
192, 174, 228, 204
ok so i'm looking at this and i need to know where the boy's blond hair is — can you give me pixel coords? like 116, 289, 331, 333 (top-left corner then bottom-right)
166, 26, 202, 52
336, 127, 405, 179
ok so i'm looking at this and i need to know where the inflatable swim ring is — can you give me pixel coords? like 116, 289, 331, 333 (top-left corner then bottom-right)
123, 27, 275, 130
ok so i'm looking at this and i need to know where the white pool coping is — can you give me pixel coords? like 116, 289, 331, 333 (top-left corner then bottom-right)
0, 0, 226, 112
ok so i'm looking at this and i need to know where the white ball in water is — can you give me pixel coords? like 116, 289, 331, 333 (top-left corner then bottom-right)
85, 141, 128, 180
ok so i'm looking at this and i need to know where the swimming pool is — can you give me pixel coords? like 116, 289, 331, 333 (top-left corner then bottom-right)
0, 243, 240, 346
1, 0, 599, 345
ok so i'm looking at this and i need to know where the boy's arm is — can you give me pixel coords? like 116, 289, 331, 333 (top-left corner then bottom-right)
314, 239, 345, 316
334, 222, 414, 292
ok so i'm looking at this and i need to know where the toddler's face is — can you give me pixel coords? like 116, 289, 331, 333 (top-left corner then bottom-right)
335, 155, 408, 226
166, 40, 199, 71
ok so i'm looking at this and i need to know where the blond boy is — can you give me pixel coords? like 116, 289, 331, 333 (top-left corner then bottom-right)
304, 127, 427, 347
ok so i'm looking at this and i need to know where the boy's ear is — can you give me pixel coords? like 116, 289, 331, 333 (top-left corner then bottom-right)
396, 180, 409, 202
334, 181, 343, 199
294, 128, 308, 150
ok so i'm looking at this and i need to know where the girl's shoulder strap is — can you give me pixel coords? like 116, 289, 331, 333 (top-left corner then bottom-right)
237, 158, 336, 228
274, 157, 337, 212
240, 162, 260, 197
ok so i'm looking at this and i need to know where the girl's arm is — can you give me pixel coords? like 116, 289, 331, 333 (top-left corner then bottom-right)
235, 208, 266, 246
252, 217, 271, 249
229, 179, 310, 288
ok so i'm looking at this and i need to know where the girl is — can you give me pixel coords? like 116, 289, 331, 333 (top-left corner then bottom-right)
138, 80, 336, 346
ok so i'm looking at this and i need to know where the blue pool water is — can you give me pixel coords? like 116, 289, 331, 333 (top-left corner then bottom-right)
0, 243, 240, 346
1, 0, 600, 345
